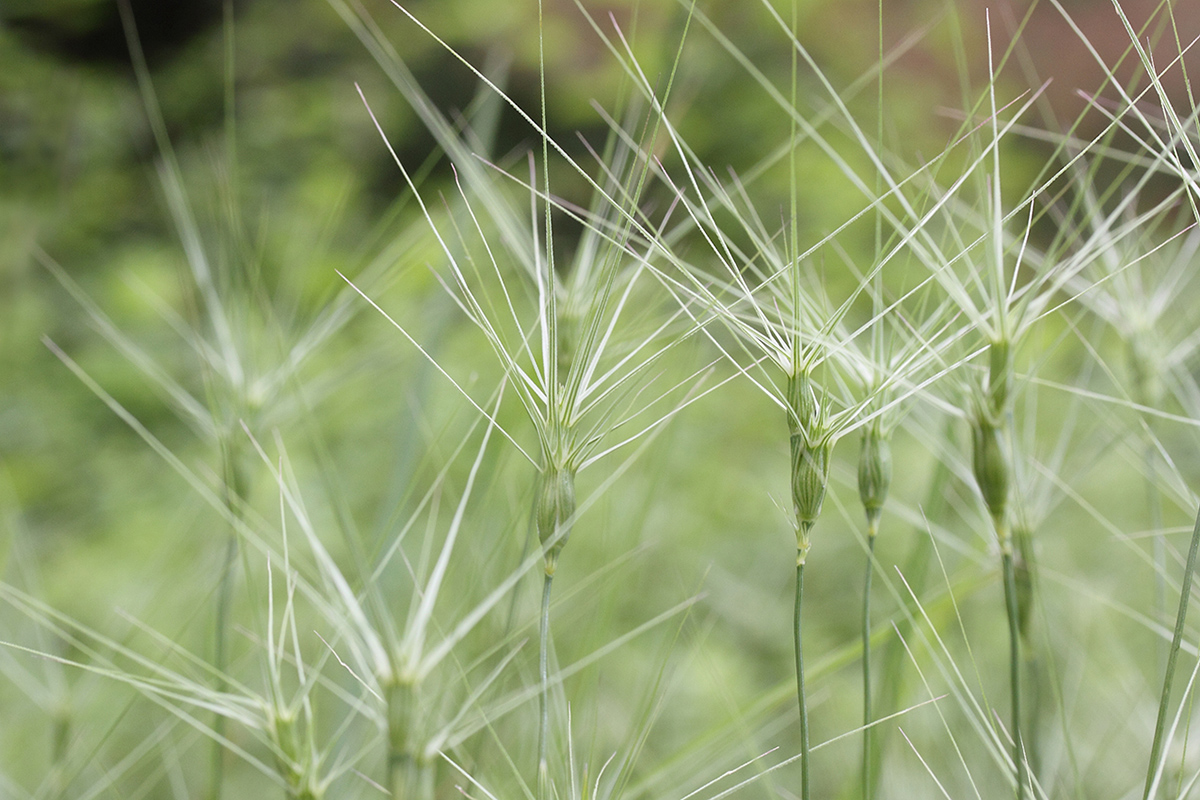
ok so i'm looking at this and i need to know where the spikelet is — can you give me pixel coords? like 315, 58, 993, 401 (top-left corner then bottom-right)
268, 703, 322, 799
536, 465, 577, 576
973, 338, 1013, 544
857, 422, 892, 538
987, 336, 1013, 413
787, 371, 833, 559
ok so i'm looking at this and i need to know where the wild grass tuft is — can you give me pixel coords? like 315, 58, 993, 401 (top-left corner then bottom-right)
12, 1, 1200, 799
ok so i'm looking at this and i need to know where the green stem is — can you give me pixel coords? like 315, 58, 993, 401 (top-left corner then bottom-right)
861, 530, 876, 800
538, 571, 554, 800
1145, 437, 1166, 674
210, 438, 245, 800
390, 753, 433, 800
387, 678, 428, 800
795, 551, 811, 800
209, 530, 238, 800
871, 439, 952, 798
48, 703, 70, 800
1001, 545, 1026, 800
1143, 506, 1200, 800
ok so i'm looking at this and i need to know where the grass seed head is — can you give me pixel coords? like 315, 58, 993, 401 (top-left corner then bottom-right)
786, 371, 822, 440
971, 409, 1010, 537
537, 464, 577, 575
791, 439, 832, 554
787, 372, 833, 552
857, 423, 892, 537
986, 337, 1013, 417
268, 705, 323, 799
270, 706, 301, 771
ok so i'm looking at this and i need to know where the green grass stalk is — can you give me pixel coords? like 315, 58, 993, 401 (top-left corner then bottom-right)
1142, 506, 1200, 800
788, 370, 831, 800
857, 423, 890, 800
538, 570, 553, 800
860, 536, 874, 799
387, 677, 433, 800
1001, 541, 1026, 800
210, 436, 247, 800
1012, 519, 1041, 780
209, 531, 237, 800
972, 334, 1025, 799
534, 462, 575, 799
1140, 421, 1167, 675
48, 702, 70, 800
869, 439, 952, 798
795, 549, 811, 800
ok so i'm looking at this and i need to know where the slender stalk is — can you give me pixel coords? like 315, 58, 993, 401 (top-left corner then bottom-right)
795, 548, 811, 800
857, 425, 889, 800
209, 530, 237, 800
974, 337, 1021, 799
870, 439, 953, 798
1132, 334, 1166, 671
861, 530, 876, 800
1144, 436, 1167, 674
390, 753, 432, 800
210, 436, 244, 800
534, 463, 572, 799
1013, 521, 1040, 781
48, 703, 70, 800
1142, 507, 1200, 800
786, 368, 828, 800
538, 571, 554, 800
386, 677, 433, 800
1001, 540, 1026, 800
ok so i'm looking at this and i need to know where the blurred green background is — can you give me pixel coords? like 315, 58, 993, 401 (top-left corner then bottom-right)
0, 0, 978, 627
5, 0, 1200, 797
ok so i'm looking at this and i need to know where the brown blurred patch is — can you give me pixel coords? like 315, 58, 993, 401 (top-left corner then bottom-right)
957, 0, 1200, 133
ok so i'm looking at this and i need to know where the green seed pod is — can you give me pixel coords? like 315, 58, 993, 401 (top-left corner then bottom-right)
269, 705, 320, 796
790, 433, 832, 535
786, 371, 820, 438
857, 425, 892, 535
536, 465, 577, 575
271, 706, 301, 771
971, 412, 1010, 531
987, 338, 1013, 414
786, 371, 831, 548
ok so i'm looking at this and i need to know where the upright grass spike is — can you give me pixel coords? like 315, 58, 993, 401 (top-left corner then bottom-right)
786, 366, 833, 800
346, 5, 711, 796
788, 370, 833, 563
1142, 506, 1200, 800
632, 24, 969, 791
211, 434, 249, 800
972, 334, 1025, 800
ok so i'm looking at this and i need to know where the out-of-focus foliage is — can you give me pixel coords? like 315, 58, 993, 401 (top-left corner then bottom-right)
5, 0, 1200, 798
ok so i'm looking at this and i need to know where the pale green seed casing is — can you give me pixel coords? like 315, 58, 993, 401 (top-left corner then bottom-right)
971, 411, 1010, 541
791, 439, 831, 535
987, 337, 1013, 413
857, 425, 892, 535
786, 372, 832, 557
536, 465, 577, 575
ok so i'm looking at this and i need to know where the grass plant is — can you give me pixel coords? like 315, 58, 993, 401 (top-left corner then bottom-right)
11, 1, 1200, 798
340, 8, 715, 793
